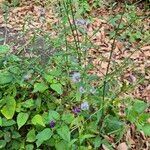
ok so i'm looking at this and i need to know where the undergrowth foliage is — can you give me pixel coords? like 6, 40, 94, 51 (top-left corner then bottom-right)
0, 0, 150, 149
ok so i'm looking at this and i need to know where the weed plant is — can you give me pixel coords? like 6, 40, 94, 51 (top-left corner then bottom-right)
0, 0, 150, 149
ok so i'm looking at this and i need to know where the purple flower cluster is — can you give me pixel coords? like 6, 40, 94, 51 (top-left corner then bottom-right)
49, 120, 55, 128
72, 107, 81, 115
71, 72, 81, 83
72, 101, 89, 115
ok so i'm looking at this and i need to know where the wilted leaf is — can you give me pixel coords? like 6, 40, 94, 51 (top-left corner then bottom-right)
117, 142, 128, 150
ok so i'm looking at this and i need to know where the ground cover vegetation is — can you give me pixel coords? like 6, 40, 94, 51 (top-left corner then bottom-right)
0, 0, 150, 149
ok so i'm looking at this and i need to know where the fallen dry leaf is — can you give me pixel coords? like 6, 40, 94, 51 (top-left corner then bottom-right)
117, 142, 128, 150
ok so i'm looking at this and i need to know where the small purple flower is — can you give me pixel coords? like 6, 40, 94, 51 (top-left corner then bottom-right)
71, 72, 81, 83
81, 101, 89, 110
79, 86, 86, 94
72, 107, 81, 114
49, 120, 55, 128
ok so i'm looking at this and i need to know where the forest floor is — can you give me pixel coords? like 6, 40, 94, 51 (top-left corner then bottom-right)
0, 0, 150, 149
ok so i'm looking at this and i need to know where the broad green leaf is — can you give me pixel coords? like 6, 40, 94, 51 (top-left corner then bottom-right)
1, 97, 16, 119
0, 71, 13, 85
0, 140, 6, 149
31, 114, 45, 127
26, 144, 34, 150
57, 125, 70, 142
2, 118, 16, 126
93, 136, 102, 148
12, 131, 21, 139
104, 115, 124, 133
44, 74, 54, 83
33, 82, 48, 93
17, 112, 29, 129
133, 100, 147, 114
0, 45, 10, 54
50, 83, 63, 95
26, 129, 36, 142
48, 110, 60, 121
22, 99, 34, 108
139, 124, 150, 136
36, 128, 53, 147
62, 113, 74, 124
55, 141, 69, 150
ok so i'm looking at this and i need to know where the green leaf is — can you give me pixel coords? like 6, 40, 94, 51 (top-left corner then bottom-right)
31, 114, 45, 127
33, 82, 48, 93
79, 134, 95, 144
36, 128, 53, 147
22, 99, 34, 108
133, 100, 147, 114
17, 112, 29, 129
44, 74, 54, 83
0, 45, 10, 54
0, 117, 2, 126
50, 83, 63, 95
1, 97, 16, 119
62, 113, 74, 124
26, 144, 34, 150
104, 115, 124, 133
2, 118, 16, 126
55, 140, 69, 150
57, 125, 70, 142
139, 124, 150, 136
0, 140, 6, 149
0, 71, 13, 85
27, 129, 36, 142
12, 131, 21, 139
48, 110, 60, 121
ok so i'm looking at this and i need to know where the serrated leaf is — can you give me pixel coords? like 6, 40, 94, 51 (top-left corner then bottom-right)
36, 128, 53, 147
1, 97, 16, 119
50, 83, 62, 95
27, 129, 36, 142
31, 114, 45, 127
17, 112, 29, 129
33, 82, 48, 93
57, 125, 70, 142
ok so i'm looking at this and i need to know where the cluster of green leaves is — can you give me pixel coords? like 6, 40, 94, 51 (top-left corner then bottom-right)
108, 4, 150, 44
0, 42, 149, 150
